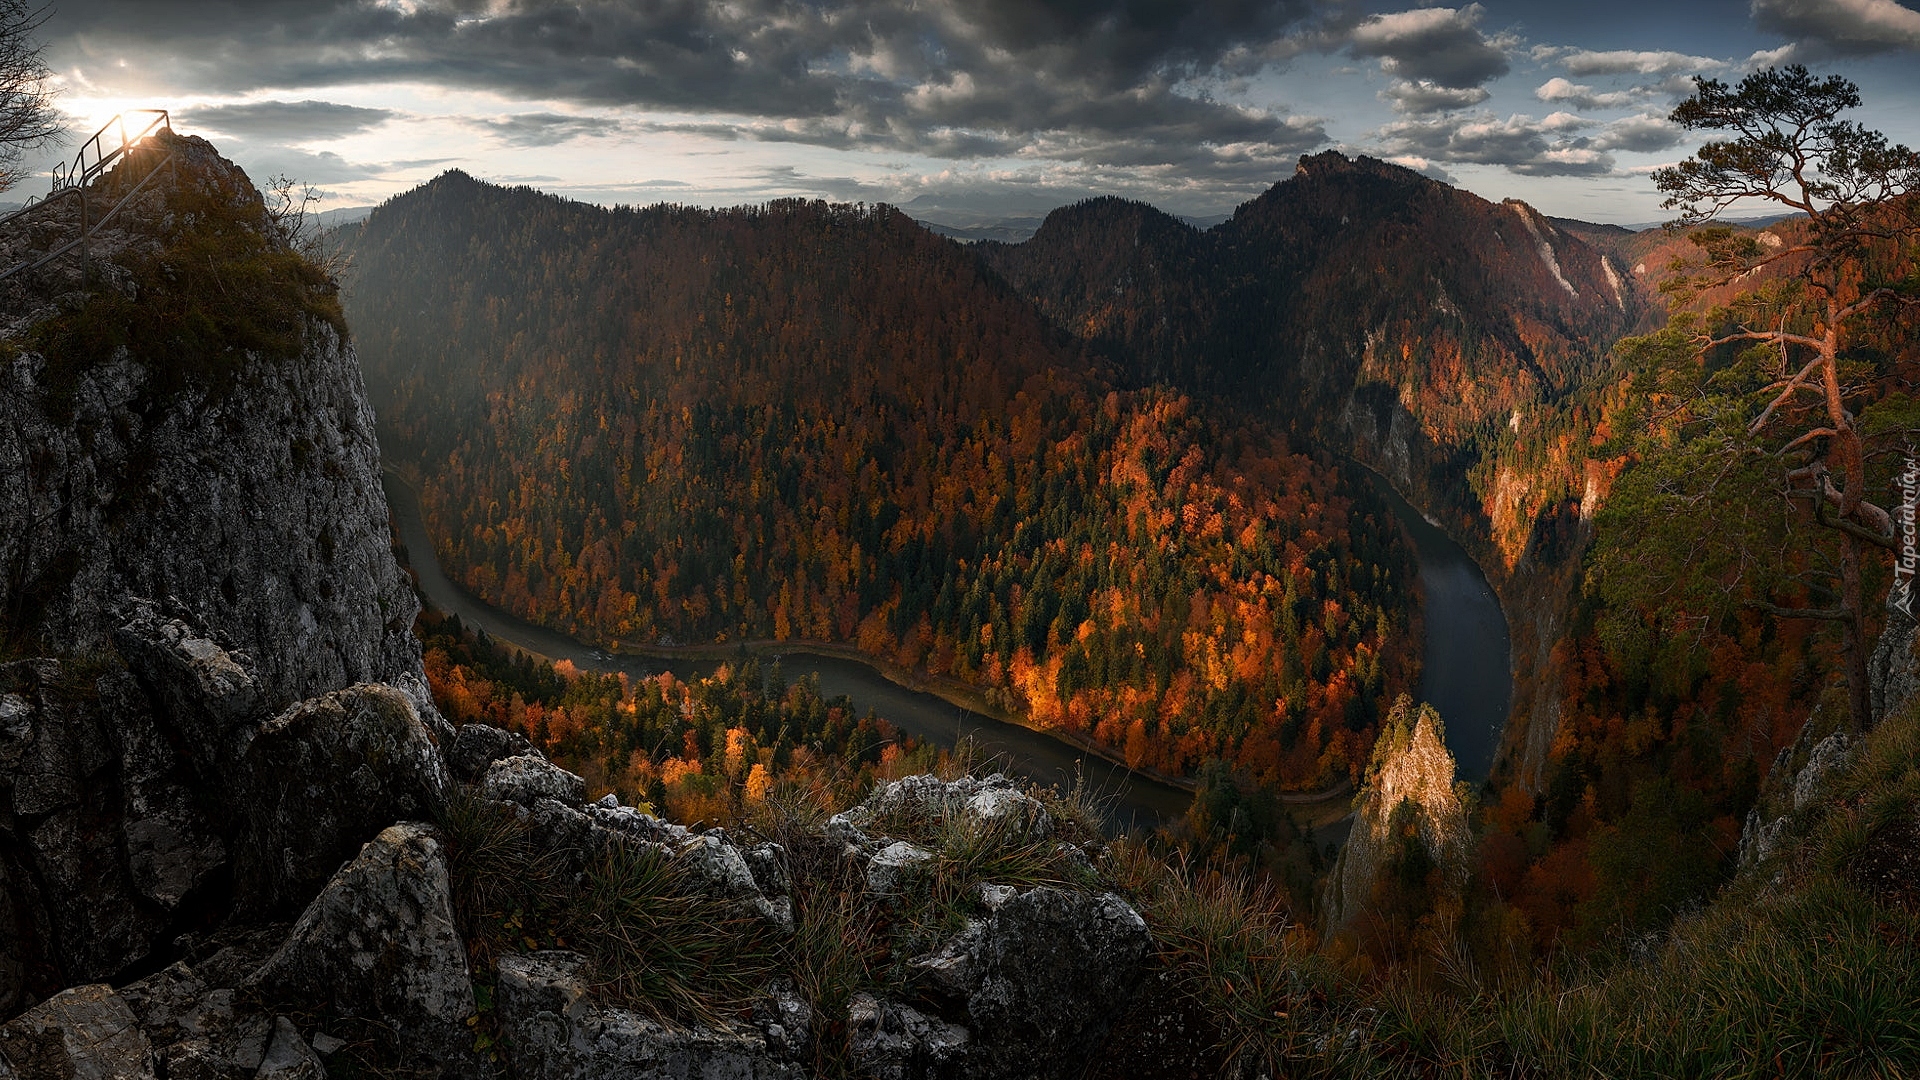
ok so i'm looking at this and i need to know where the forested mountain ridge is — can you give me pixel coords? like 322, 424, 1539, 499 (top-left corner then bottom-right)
343, 172, 1419, 789
983, 152, 1650, 555
981, 152, 1655, 789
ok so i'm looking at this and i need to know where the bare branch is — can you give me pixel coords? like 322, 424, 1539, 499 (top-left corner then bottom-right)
1744, 600, 1853, 621
1750, 355, 1825, 435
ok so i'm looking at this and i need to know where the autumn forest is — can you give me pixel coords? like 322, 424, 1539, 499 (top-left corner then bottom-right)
342, 73, 1920, 971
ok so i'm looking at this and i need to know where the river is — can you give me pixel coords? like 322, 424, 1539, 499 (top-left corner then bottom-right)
382, 466, 1513, 831
382, 471, 1194, 832
1364, 474, 1513, 782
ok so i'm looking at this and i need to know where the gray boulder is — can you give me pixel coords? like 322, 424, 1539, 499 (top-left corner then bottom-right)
0, 983, 156, 1080
249, 822, 485, 1076
865, 841, 934, 897
496, 951, 803, 1080
907, 886, 1148, 1079
255, 1017, 326, 1080
482, 754, 586, 807
448, 723, 535, 782
236, 685, 452, 911
831, 775, 1052, 848
845, 993, 970, 1080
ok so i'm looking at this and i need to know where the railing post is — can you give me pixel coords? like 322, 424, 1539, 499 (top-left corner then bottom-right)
79, 189, 88, 289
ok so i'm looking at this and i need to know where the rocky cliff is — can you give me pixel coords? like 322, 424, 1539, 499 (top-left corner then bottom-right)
1322, 695, 1470, 944
0, 133, 423, 709
0, 134, 437, 1018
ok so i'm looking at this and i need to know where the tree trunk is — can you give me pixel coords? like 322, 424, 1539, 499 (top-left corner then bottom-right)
1841, 532, 1872, 727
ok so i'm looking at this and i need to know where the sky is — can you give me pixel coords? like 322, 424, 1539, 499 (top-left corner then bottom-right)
14, 0, 1920, 226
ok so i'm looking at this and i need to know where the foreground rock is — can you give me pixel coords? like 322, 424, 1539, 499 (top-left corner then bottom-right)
846, 993, 971, 1080
251, 821, 486, 1076
498, 951, 805, 1080
0, 983, 155, 1079
907, 886, 1149, 1080
237, 684, 453, 910
0, 652, 226, 1015
828, 774, 1053, 848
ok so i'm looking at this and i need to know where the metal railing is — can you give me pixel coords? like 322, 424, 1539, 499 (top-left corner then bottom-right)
0, 110, 178, 285
54, 109, 172, 192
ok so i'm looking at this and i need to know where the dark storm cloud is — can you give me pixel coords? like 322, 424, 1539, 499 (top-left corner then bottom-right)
1346, 4, 1510, 89
174, 100, 395, 141
1749, 0, 1920, 58
44, 0, 1330, 177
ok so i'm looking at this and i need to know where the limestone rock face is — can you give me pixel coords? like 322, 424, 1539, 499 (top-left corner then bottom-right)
1323, 695, 1470, 935
250, 822, 484, 1076
905, 886, 1148, 1080
0, 983, 155, 1080
0, 657, 225, 1014
496, 951, 804, 1080
845, 993, 971, 1080
1, 136, 441, 1017
236, 684, 452, 911
0, 132, 422, 717
1739, 716, 1858, 871
0, 324, 421, 715
1870, 603, 1920, 725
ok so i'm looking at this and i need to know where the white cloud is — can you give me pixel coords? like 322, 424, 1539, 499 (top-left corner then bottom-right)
1535, 78, 1639, 111
1560, 49, 1728, 75
1381, 79, 1492, 114
1593, 114, 1683, 153
1373, 111, 1617, 176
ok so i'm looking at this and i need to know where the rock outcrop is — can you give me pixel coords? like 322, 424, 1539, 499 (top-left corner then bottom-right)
1, 134, 441, 1015
0, 136, 422, 711
1739, 708, 1858, 872
251, 822, 484, 1075
1870, 601, 1920, 725
0, 983, 155, 1080
235, 684, 452, 910
498, 951, 805, 1080
1323, 695, 1471, 938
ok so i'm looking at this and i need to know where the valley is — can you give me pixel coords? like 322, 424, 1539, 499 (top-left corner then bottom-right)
382, 465, 1202, 831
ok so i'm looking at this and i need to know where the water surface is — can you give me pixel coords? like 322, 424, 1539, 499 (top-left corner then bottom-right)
1364, 474, 1513, 781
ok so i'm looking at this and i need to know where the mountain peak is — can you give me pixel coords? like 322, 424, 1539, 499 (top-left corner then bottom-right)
1291, 149, 1433, 188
